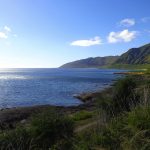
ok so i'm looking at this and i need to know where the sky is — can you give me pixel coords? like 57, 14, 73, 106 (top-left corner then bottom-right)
0, 0, 150, 68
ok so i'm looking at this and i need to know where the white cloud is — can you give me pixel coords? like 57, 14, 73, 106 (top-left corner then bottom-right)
70, 36, 102, 47
0, 32, 7, 39
0, 26, 12, 39
4, 26, 11, 32
108, 29, 137, 43
120, 18, 135, 27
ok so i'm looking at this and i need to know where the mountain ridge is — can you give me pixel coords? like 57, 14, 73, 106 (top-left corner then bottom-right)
60, 56, 119, 68
115, 43, 150, 64
60, 43, 150, 68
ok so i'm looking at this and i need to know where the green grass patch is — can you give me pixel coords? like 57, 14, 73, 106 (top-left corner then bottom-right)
108, 64, 150, 70
71, 110, 94, 122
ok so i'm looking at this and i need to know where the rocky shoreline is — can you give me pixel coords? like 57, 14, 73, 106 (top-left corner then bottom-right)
0, 86, 112, 130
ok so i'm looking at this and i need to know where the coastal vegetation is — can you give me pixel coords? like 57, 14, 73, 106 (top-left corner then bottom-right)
0, 109, 74, 150
72, 73, 150, 150
0, 71, 150, 149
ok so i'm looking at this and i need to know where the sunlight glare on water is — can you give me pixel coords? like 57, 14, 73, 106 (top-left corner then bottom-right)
0, 68, 124, 108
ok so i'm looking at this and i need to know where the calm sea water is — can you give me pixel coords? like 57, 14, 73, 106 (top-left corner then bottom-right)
0, 68, 124, 108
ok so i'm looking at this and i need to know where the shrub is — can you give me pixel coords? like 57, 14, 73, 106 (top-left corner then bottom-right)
97, 106, 150, 150
96, 77, 139, 118
96, 93, 112, 122
0, 109, 74, 150
29, 109, 74, 149
0, 127, 34, 150
111, 77, 139, 115
73, 128, 102, 150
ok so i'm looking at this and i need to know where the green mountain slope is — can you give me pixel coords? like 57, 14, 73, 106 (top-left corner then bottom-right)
60, 56, 119, 68
115, 43, 150, 64
60, 43, 150, 69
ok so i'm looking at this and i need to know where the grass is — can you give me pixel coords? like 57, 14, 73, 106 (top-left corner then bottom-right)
71, 110, 94, 122
107, 64, 150, 70
97, 106, 150, 150
0, 109, 74, 150
73, 74, 150, 150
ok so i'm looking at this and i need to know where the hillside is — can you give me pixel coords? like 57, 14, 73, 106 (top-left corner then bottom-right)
60, 56, 119, 68
60, 43, 150, 69
115, 43, 150, 64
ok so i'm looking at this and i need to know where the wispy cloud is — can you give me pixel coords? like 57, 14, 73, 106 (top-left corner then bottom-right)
13, 34, 18, 37
146, 30, 150, 35
0, 26, 12, 39
70, 36, 102, 47
0, 32, 7, 39
141, 17, 150, 23
108, 29, 138, 43
119, 18, 135, 27
4, 26, 11, 32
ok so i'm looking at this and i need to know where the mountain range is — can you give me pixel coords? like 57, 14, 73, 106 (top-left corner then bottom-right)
60, 43, 150, 69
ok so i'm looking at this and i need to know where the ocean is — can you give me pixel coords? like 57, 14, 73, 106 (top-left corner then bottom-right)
0, 68, 124, 108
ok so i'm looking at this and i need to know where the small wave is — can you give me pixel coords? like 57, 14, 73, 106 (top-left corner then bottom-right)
0, 75, 27, 80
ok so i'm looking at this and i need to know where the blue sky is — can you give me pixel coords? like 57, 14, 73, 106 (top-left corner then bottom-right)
0, 0, 150, 68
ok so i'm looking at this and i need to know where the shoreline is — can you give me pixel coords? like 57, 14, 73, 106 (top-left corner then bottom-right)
0, 68, 119, 130
0, 86, 112, 129
114, 72, 144, 75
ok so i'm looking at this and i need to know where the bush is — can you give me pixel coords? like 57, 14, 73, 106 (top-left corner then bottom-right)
29, 109, 74, 149
96, 77, 139, 118
111, 77, 139, 115
96, 116, 125, 150
0, 127, 34, 150
73, 128, 103, 150
0, 109, 74, 150
73, 76, 150, 150
97, 106, 150, 150
96, 93, 112, 122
